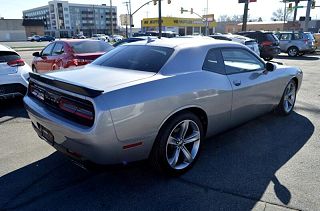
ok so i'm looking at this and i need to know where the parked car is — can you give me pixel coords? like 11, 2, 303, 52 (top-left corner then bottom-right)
0, 44, 31, 99
91, 34, 107, 41
39, 35, 55, 42
112, 35, 124, 42
24, 38, 302, 175
113, 36, 159, 47
32, 40, 113, 73
146, 31, 179, 38
209, 34, 260, 56
28, 35, 41, 42
28, 35, 55, 42
275, 31, 317, 57
73, 34, 86, 39
237, 31, 281, 61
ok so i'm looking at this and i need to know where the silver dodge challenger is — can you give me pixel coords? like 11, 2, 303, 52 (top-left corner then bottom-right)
24, 38, 303, 175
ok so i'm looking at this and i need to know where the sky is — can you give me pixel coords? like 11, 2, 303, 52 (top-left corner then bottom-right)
0, 0, 319, 27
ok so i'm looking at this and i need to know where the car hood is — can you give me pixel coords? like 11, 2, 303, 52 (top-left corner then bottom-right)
44, 64, 156, 92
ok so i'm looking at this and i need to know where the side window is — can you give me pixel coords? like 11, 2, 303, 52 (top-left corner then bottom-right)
221, 48, 264, 74
293, 33, 303, 40
280, 33, 292, 40
52, 43, 64, 55
41, 43, 55, 56
202, 49, 225, 74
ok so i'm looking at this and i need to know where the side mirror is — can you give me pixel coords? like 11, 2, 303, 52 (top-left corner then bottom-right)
33, 52, 40, 57
266, 62, 275, 72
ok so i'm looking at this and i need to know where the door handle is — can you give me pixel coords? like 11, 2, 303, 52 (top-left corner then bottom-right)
233, 80, 241, 86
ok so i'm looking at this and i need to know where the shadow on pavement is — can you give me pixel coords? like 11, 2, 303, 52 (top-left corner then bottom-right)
0, 112, 314, 210
275, 55, 319, 61
0, 97, 28, 121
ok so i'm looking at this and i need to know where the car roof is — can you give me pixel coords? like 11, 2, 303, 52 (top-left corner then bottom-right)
211, 34, 253, 41
124, 37, 242, 49
0, 44, 15, 52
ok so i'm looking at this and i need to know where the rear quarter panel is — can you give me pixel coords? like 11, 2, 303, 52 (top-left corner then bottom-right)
99, 71, 233, 142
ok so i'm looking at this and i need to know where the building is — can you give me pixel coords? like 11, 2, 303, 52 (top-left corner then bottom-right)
23, 19, 45, 37
0, 19, 26, 41
23, 0, 117, 38
141, 17, 217, 36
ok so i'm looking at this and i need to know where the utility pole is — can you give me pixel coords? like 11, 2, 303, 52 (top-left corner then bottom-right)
283, 0, 287, 25
304, 0, 312, 31
129, 0, 132, 37
158, 0, 162, 38
242, 0, 249, 31
110, 0, 114, 35
293, 0, 299, 22
205, 0, 209, 35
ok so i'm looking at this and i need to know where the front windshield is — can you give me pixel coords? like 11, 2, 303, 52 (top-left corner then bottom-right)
92, 45, 174, 73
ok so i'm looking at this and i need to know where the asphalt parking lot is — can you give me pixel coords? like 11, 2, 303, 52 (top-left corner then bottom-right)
0, 46, 320, 210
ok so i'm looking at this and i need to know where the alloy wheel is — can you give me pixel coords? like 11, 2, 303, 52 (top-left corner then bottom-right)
283, 81, 296, 113
166, 120, 201, 170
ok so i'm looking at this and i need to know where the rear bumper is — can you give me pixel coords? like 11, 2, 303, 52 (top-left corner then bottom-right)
260, 46, 281, 58
23, 96, 153, 165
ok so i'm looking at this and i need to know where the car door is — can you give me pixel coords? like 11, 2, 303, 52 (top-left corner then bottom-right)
201, 48, 233, 136
222, 48, 278, 126
51, 42, 65, 70
279, 33, 292, 52
36, 43, 55, 72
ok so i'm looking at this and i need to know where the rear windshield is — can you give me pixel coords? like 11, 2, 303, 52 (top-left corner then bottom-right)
92, 45, 174, 73
0, 51, 20, 63
265, 33, 278, 42
69, 41, 113, 54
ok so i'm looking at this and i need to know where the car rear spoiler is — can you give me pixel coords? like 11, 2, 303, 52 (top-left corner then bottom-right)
29, 72, 103, 98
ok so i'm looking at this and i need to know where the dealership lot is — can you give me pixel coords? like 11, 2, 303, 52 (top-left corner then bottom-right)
0, 46, 320, 210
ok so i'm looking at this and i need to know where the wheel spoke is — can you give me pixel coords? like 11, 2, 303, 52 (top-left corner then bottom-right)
184, 131, 200, 144
181, 146, 193, 163
170, 147, 180, 167
168, 136, 178, 146
288, 97, 294, 106
179, 120, 189, 139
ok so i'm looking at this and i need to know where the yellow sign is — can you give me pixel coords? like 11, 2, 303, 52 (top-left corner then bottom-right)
142, 17, 216, 28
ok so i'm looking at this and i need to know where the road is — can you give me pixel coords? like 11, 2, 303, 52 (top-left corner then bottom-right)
0, 53, 319, 210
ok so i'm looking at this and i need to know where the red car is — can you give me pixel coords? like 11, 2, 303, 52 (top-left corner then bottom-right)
32, 39, 113, 73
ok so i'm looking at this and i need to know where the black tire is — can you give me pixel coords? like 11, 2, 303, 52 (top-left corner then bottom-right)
149, 112, 204, 176
276, 79, 297, 116
264, 56, 273, 61
288, 46, 299, 57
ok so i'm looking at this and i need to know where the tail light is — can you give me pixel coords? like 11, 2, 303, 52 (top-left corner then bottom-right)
59, 98, 94, 121
7, 59, 25, 67
261, 41, 273, 47
69, 59, 92, 67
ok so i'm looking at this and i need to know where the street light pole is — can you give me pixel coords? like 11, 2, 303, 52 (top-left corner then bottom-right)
205, 0, 208, 36
304, 0, 312, 31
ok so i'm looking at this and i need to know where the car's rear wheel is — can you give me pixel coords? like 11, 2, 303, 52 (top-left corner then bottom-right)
288, 47, 299, 57
276, 79, 297, 116
149, 112, 204, 176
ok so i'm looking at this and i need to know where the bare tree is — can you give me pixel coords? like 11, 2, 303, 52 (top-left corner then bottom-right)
271, 8, 292, 21
218, 14, 231, 22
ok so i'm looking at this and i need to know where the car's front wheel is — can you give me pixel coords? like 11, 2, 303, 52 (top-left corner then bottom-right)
276, 79, 297, 115
149, 112, 204, 176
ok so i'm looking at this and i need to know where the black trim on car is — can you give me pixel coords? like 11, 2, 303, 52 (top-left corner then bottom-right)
29, 72, 103, 98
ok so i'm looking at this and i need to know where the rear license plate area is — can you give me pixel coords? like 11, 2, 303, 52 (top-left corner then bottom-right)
32, 122, 54, 145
